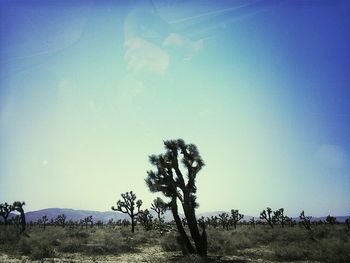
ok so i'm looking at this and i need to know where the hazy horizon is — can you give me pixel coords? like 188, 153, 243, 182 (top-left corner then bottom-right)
1, 0, 349, 218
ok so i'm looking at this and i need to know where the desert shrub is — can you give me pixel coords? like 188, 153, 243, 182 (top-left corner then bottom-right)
312, 226, 331, 239
17, 238, 32, 255
70, 230, 90, 239
271, 229, 350, 262
60, 238, 84, 253
0, 226, 21, 245
160, 232, 181, 252
17, 236, 55, 260
207, 229, 237, 255
30, 240, 55, 260
272, 242, 309, 261
311, 238, 350, 263
273, 228, 308, 243
248, 227, 276, 244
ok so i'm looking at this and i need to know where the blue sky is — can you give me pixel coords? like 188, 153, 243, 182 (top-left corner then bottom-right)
0, 0, 349, 217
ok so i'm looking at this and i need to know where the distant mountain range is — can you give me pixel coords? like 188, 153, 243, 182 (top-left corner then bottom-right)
3, 208, 348, 223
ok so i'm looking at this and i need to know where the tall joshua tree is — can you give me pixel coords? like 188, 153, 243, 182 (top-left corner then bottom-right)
145, 139, 207, 256
12, 201, 26, 233
0, 202, 12, 225
260, 207, 274, 228
326, 214, 336, 225
299, 210, 312, 231
150, 197, 168, 221
138, 209, 153, 231
230, 209, 244, 229
111, 191, 142, 233
272, 208, 288, 228
218, 212, 230, 230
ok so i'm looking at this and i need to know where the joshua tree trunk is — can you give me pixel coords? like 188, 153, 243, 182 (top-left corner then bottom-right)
131, 215, 135, 233
183, 193, 206, 256
170, 197, 194, 254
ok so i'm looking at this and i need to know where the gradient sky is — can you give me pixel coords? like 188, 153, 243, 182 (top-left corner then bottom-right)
0, 0, 349, 217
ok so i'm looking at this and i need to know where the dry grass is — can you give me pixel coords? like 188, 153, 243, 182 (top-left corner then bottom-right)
0, 224, 349, 262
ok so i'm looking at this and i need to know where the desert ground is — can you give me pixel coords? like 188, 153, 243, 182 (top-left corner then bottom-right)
1, 224, 349, 263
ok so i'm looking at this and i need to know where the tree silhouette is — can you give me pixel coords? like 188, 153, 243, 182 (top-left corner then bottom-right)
138, 209, 153, 231
272, 208, 288, 228
299, 210, 312, 231
145, 139, 207, 256
260, 207, 274, 228
326, 214, 336, 225
55, 214, 67, 228
111, 191, 142, 233
150, 197, 168, 221
230, 209, 244, 229
0, 202, 12, 225
12, 201, 26, 233
80, 216, 93, 229
218, 212, 230, 230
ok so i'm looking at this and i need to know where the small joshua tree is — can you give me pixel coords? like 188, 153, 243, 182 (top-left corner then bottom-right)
325, 214, 336, 225
80, 216, 93, 229
299, 210, 312, 231
151, 197, 168, 221
41, 215, 48, 230
218, 212, 230, 230
260, 207, 274, 228
272, 208, 288, 228
346, 217, 350, 230
249, 217, 256, 228
230, 209, 244, 229
55, 214, 67, 228
209, 216, 219, 228
138, 209, 153, 231
146, 139, 207, 256
0, 202, 12, 225
111, 191, 142, 233
12, 201, 26, 234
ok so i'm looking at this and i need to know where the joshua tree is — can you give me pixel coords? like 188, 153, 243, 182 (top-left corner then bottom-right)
145, 139, 207, 256
208, 216, 219, 228
12, 201, 26, 234
138, 209, 153, 231
299, 210, 312, 231
272, 208, 288, 228
111, 191, 142, 233
80, 216, 93, 229
230, 209, 244, 229
55, 214, 67, 228
0, 202, 12, 225
218, 212, 230, 230
38, 215, 48, 230
346, 218, 350, 230
95, 220, 104, 228
325, 214, 336, 225
249, 217, 256, 228
150, 197, 168, 221
260, 207, 274, 228
107, 218, 115, 227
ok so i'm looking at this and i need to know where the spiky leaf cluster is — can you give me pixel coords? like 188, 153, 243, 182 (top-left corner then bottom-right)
146, 139, 204, 203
